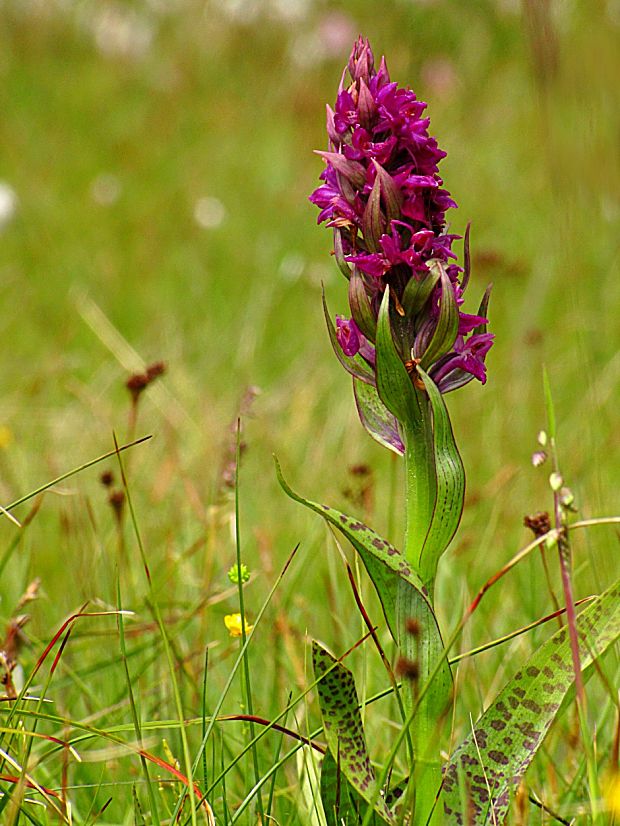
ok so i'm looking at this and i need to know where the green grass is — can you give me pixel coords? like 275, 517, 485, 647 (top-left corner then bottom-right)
0, 0, 618, 822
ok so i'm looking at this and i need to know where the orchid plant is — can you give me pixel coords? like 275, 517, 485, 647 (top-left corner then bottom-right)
278, 38, 620, 825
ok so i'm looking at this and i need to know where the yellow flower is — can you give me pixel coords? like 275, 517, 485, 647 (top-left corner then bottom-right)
0, 425, 12, 449
224, 613, 253, 638
605, 772, 620, 815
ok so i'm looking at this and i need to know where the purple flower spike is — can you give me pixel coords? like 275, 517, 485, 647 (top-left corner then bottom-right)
310, 37, 493, 394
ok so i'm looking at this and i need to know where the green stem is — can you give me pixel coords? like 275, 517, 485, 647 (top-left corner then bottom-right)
403, 390, 437, 587
402, 391, 443, 825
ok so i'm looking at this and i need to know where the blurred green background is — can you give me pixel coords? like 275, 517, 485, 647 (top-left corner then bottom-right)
0, 0, 618, 819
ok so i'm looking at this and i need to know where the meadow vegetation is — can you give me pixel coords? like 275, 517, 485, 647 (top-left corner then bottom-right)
0, 1, 618, 822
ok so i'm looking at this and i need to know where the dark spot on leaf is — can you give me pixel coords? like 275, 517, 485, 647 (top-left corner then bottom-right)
488, 750, 509, 765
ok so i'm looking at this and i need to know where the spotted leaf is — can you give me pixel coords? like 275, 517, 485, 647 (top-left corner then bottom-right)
320, 749, 382, 826
313, 642, 394, 824
443, 576, 620, 824
275, 458, 453, 804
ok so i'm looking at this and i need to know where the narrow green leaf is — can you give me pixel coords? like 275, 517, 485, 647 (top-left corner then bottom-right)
473, 284, 492, 336
443, 577, 620, 824
313, 642, 394, 824
333, 229, 352, 278
419, 261, 459, 370
401, 266, 440, 318
323, 290, 375, 385
353, 379, 404, 456
416, 368, 465, 589
376, 290, 420, 427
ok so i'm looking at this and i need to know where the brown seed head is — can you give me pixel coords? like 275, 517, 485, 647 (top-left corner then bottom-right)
523, 511, 551, 538
146, 361, 166, 381
108, 489, 125, 520
395, 656, 419, 681
126, 373, 149, 400
405, 617, 421, 637
100, 470, 114, 488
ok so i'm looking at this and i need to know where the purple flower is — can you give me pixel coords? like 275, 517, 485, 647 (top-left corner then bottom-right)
336, 315, 362, 356
310, 37, 493, 393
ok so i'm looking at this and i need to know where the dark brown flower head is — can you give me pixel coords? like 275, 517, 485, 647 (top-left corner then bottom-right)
146, 361, 166, 381
396, 656, 419, 681
100, 470, 115, 488
126, 373, 150, 401
523, 511, 551, 538
405, 617, 421, 637
108, 489, 125, 521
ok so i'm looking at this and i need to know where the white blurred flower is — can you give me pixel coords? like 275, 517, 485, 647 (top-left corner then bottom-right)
0, 183, 18, 230
92, 4, 155, 60
279, 252, 305, 282
90, 173, 122, 206
317, 11, 356, 56
269, 0, 310, 23
217, 0, 261, 23
289, 11, 356, 69
194, 196, 226, 229
421, 58, 459, 101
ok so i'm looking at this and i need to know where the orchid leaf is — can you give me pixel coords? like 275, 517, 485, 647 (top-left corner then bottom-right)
323, 290, 375, 386
320, 751, 359, 826
353, 378, 404, 456
375, 289, 421, 428
401, 266, 440, 318
473, 284, 492, 336
416, 367, 465, 589
333, 229, 352, 278
275, 459, 452, 734
313, 642, 394, 824
319, 707, 385, 826
275, 457, 428, 637
443, 576, 620, 824
419, 261, 459, 370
